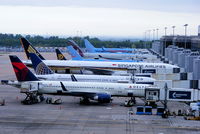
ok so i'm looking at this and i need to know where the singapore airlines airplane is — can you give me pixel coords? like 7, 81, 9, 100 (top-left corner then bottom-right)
5, 55, 154, 104
29, 53, 156, 84
20, 38, 180, 75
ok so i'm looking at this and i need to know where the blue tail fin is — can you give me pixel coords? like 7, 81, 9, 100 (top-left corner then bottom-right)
67, 40, 84, 57
20, 38, 45, 60
67, 46, 83, 60
84, 39, 96, 53
29, 53, 54, 75
55, 49, 67, 60
9, 55, 39, 82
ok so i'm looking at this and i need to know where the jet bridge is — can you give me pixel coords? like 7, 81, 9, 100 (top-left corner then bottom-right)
145, 87, 200, 102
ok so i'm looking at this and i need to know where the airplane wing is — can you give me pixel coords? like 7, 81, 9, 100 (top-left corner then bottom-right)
85, 68, 114, 75
98, 55, 122, 60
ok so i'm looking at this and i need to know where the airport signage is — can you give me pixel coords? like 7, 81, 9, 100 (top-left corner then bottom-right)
168, 91, 191, 100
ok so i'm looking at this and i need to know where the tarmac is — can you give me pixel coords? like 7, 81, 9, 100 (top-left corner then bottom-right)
0, 52, 200, 134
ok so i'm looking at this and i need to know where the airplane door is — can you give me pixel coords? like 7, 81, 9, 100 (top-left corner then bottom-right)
29, 82, 38, 92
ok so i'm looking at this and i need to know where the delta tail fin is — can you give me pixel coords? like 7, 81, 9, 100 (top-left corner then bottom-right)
29, 53, 54, 75
9, 55, 39, 82
55, 49, 67, 60
67, 40, 84, 57
67, 46, 83, 60
20, 38, 45, 60
84, 39, 96, 53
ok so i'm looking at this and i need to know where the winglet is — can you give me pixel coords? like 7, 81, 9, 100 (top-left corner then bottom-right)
55, 49, 67, 60
71, 74, 78, 81
67, 40, 84, 57
60, 82, 68, 91
29, 53, 54, 75
67, 46, 83, 60
9, 55, 39, 82
20, 38, 45, 60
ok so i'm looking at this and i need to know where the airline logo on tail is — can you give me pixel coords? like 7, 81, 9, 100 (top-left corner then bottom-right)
9, 55, 39, 81
29, 53, 54, 75
35, 62, 53, 75
58, 54, 65, 60
27, 45, 36, 53
27, 45, 40, 57
12, 62, 29, 81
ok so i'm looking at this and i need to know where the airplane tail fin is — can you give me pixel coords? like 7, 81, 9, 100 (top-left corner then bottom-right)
67, 46, 83, 60
20, 38, 45, 60
84, 39, 96, 53
29, 53, 54, 75
67, 40, 84, 57
55, 49, 67, 60
9, 55, 39, 82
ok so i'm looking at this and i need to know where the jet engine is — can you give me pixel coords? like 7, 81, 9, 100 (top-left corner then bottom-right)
93, 93, 111, 103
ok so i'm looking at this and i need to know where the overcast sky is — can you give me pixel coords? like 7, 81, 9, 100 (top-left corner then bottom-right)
0, 0, 199, 39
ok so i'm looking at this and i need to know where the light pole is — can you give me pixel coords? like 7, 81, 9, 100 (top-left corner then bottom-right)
164, 27, 167, 56
144, 31, 147, 48
172, 26, 175, 45
148, 30, 151, 41
172, 26, 175, 36
184, 24, 188, 48
153, 29, 155, 41
156, 28, 159, 40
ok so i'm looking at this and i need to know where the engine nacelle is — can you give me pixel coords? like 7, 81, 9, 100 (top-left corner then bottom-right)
93, 93, 111, 103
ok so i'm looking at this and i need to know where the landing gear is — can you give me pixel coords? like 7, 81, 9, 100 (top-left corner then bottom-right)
125, 97, 136, 107
80, 97, 90, 104
21, 92, 44, 105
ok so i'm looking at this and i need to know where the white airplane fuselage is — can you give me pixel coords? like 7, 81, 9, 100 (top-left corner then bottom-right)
84, 52, 157, 60
23, 60, 180, 74
36, 74, 156, 84
21, 81, 151, 97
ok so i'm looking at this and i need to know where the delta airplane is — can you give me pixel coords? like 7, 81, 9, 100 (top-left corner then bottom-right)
20, 38, 180, 75
4, 55, 154, 104
69, 39, 157, 60
29, 53, 155, 84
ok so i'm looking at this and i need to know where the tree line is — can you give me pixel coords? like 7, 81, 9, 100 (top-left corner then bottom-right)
0, 33, 151, 48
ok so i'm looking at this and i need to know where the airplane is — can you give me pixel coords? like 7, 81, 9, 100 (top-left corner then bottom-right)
4, 55, 155, 104
29, 53, 156, 84
84, 39, 135, 53
67, 45, 142, 62
69, 39, 157, 60
20, 38, 180, 75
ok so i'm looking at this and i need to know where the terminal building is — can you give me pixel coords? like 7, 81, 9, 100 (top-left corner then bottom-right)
154, 26, 200, 56
151, 25, 200, 82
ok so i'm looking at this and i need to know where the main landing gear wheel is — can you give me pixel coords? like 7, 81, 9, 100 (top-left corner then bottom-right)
80, 97, 90, 104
